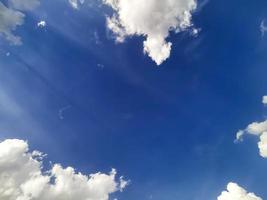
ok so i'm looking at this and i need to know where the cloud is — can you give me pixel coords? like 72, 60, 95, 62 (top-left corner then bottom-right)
260, 20, 267, 37
69, 0, 85, 9
258, 132, 267, 158
235, 96, 267, 158
236, 120, 267, 158
8, 0, 40, 11
37, 20, 46, 28
0, 0, 40, 45
0, 2, 25, 45
69, 0, 79, 9
0, 139, 128, 200
217, 182, 262, 200
234, 130, 244, 143
263, 96, 267, 105
103, 0, 198, 65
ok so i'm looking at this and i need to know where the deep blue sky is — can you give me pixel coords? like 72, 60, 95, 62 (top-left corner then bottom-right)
1, 0, 267, 199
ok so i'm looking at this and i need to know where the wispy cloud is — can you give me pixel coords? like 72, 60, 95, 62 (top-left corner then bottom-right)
260, 20, 267, 37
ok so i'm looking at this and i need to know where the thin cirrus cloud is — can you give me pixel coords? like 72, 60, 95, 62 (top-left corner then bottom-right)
235, 95, 267, 158
217, 182, 262, 200
8, 0, 40, 11
103, 0, 198, 65
260, 20, 267, 37
0, 139, 128, 200
68, 0, 85, 9
0, 0, 40, 45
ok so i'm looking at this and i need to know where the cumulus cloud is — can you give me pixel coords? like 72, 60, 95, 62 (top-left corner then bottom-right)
0, 2, 25, 45
217, 182, 262, 200
103, 0, 198, 65
235, 119, 267, 158
235, 96, 267, 158
0, 139, 128, 200
258, 132, 267, 158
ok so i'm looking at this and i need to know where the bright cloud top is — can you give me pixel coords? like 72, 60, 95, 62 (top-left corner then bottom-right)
235, 95, 267, 158
0, 139, 128, 200
217, 182, 262, 200
103, 0, 198, 65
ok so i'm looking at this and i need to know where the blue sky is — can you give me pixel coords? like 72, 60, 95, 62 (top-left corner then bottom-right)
0, 0, 267, 200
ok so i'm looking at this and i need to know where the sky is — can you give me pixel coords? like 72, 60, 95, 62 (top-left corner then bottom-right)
0, 0, 267, 200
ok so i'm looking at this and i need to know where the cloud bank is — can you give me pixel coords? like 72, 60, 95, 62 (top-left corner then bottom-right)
235, 95, 267, 158
0, 139, 128, 200
103, 0, 198, 65
0, 0, 40, 45
217, 183, 262, 200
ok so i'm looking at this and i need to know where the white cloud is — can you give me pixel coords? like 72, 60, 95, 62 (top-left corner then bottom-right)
0, 2, 25, 45
69, 0, 79, 9
258, 132, 267, 158
8, 0, 40, 11
235, 130, 244, 143
236, 96, 267, 158
0, 0, 40, 45
246, 120, 267, 136
0, 139, 128, 200
262, 96, 267, 105
217, 182, 262, 200
260, 20, 267, 37
237, 120, 267, 158
69, 0, 85, 9
103, 0, 198, 65
37, 20, 46, 28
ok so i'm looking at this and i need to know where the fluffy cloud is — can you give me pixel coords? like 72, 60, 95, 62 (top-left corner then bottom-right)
103, 0, 198, 65
0, 2, 25, 45
8, 0, 40, 11
0, 139, 128, 200
0, 0, 40, 45
236, 120, 267, 158
258, 132, 267, 158
235, 96, 267, 158
217, 183, 262, 200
